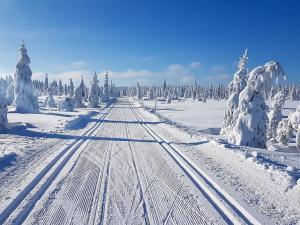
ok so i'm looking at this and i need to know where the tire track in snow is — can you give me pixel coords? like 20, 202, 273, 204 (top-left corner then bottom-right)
28, 107, 120, 225
129, 100, 261, 225
0, 106, 113, 224
126, 102, 216, 225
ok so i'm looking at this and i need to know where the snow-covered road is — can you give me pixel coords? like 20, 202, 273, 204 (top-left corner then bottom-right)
0, 98, 298, 225
0, 99, 230, 224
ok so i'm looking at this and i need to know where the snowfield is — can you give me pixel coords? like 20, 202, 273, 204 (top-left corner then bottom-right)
140, 98, 300, 136
0, 98, 299, 225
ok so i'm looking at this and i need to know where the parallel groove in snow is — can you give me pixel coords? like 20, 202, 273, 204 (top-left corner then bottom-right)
130, 102, 261, 225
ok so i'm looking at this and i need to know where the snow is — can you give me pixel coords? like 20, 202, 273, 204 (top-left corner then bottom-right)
135, 100, 300, 224
0, 97, 299, 225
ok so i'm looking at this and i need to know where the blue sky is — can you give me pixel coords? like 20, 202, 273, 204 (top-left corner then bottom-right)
0, 0, 299, 86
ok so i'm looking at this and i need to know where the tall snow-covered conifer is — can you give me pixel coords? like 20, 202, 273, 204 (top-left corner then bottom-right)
221, 49, 248, 135
267, 91, 285, 141
229, 61, 286, 148
58, 79, 64, 96
0, 94, 8, 130
102, 72, 109, 102
89, 72, 100, 107
69, 79, 74, 97
13, 40, 39, 113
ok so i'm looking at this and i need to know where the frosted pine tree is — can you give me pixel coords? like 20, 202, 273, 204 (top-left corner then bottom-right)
58, 97, 74, 112
6, 82, 14, 105
287, 106, 300, 149
229, 61, 287, 148
276, 120, 289, 145
43, 86, 56, 108
13, 40, 39, 113
64, 84, 68, 96
102, 72, 109, 102
58, 79, 64, 96
136, 82, 141, 100
267, 91, 285, 141
221, 49, 248, 135
74, 77, 85, 108
0, 94, 8, 130
89, 72, 100, 108
44, 73, 49, 92
69, 79, 74, 97
147, 86, 154, 100
229, 80, 267, 148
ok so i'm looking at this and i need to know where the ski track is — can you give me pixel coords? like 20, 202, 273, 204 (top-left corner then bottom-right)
0, 98, 272, 224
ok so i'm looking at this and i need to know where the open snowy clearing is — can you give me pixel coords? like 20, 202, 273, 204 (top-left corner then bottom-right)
0, 98, 299, 225
140, 98, 300, 136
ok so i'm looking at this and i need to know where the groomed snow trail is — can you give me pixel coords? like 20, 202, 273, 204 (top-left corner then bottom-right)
1, 98, 262, 224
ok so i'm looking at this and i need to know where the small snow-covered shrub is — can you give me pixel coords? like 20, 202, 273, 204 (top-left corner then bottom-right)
0, 94, 8, 130
43, 87, 56, 108
267, 91, 285, 141
58, 97, 74, 112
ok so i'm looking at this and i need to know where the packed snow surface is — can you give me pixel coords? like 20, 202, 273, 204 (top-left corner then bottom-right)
0, 98, 299, 225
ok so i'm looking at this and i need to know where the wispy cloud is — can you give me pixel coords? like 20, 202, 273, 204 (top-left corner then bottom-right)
107, 69, 159, 79
210, 64, 226, 73
70, 60, 89, 68
203, 74, 229, 81
31, 60, 203, 86
180, 75, 195, 84
165, 61, 202, 77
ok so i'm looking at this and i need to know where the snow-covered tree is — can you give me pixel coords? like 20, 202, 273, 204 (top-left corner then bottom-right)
13, 40, 39, 113
287, 106, 300, 149
44, 73, 49, 92
229, 60, 287, 148
267, 91, 285, 141
69, 79, 74, 97
229, 80, 267, 148
64, 84, 68, 96
89, 72, 100, 108
0, 94, 8, 130
102, 72, 110, 102
58, 97, 74, 112
6, 83, 14, 105
147, 86, 154, 100
276, 120, 289, 145
136, 82, 141, 100
58, 79, 64, 96
51, 80, 58, 95
221, 49, 248, 135
43, 86, 56, 108
228, 49, 248, 95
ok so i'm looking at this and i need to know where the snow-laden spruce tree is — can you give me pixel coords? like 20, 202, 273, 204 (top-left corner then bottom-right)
64, 84, 68, 96
136, 82, 142, 100
43, 86, 56, 108
89, 72, 100, 108
13, 40, 39, 113
44, 73, 49, 93
267, 91, 285, 141
74, 77, 85, 108
229, 61, 287, 148
0, 94, 8, 130
276, 120, 289, 145
6, 82, 14, 105
287, 106, 300, 149
229, 79, 267, 148
147, 86, 154, 100
58, 97, 74, 112
69, 79, 74, 97
102, 72, 110, 102
221, 49, 248, 135
58, 79, 64, 96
